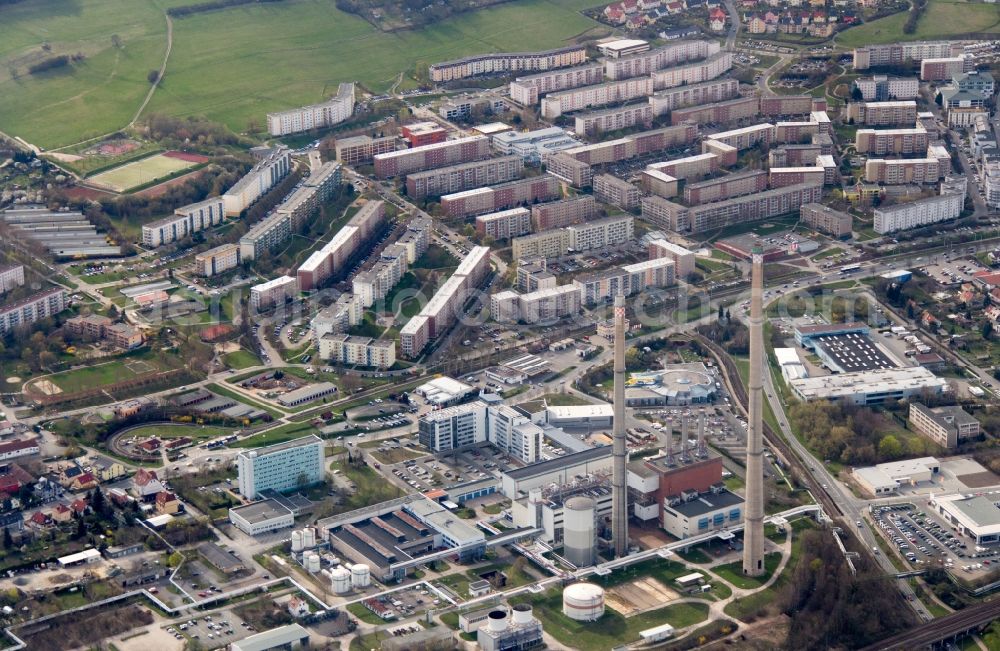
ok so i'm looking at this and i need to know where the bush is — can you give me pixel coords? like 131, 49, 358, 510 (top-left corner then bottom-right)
28, 55, 70, 75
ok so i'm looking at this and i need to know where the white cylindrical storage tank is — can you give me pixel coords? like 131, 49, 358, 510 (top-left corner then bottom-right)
511, 603, 533, 625
302, 527, 316, 549
291, 530, 303, 553
562, 496, 596, 568
562, 583, 605, 622
306, 552, 321, 573
351, 563, 371, 588
331, 567, 352, 594
487, 609, 508, 632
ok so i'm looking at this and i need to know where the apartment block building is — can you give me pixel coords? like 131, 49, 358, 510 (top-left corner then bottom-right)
592, 174, 641, 211
267, 83, 354, 136
864, 157, 944, 185
440, 175, 560, 219
0, 265, 24, 293
541, 77, 654, 119
475, 207, 532, 241
683, 170, 768, 204
702, 139, 738, 166
651, 183, 824, 233
774, 121, 820, 144
318, 334, 396, 369
669, 96, 759, 126
651, 51, 733, 90
439, 95, 507, 121
492, 284, 581, 324
310, 293, 362, 342
65, 314, 143, 349
855, 127, 929, 155
374, 136, 490, 178
768, 166, 828, 188
566, 215, 634, 251
641, 169, 678, 199
297, 199, 385, 290
142, 197, 226, 248
759, 95, 815, 117
222, 147, 292, 216
334, 134, 398, 165
353, 244, 408, 308
705, 123, 775, 151
561, 124, 696, 164
641, 195, 678, 231
428, 46, 587, 82
195, 243, 241, 277
646, 153, 719, 181
622, 257, 676, 292
401, 122, 448, 147
250, 276, 297, 311
239, 212, 291, 263
908, 403, 980, 449
516, 261, 556, 293
853, 41, 959, 70
845, 101, 918, 126
530, 195, 596, 230
511, 230, 571, 260
543, 152, 593, 187
509, 62, 604, 105
236, 435, 324, 500
574, 103, 652, 136
920, 56, 973, 81
873, 179, 967, 233
649, 79, 739, 116
395, 217, 432, 265
799, 203, 853, 239
405, 156, 523, 199
0, 287, 66, 334
854, 75, 920, 101
648, 239, 696, 278
604, 40, 721, 80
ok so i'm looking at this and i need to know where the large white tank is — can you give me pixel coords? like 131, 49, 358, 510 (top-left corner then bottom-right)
351, 563, 371, 588
291, 530, 304, 553
511, 603, 533, 626
562, 583, 605, 622
487, 609, 509, 632
302, 527, 316, 549
331, 567, 352, 594
562, 496, 597, 568
306, 552, 321, 573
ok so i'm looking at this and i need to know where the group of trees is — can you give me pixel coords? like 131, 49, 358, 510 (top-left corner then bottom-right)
335, 0, 511, 29
903, 0, 928, 34
166, 0, 283, 17
138, 113, 251, 149
696, 321, 749, 356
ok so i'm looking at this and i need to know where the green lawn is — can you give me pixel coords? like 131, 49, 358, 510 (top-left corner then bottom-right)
330, 459, 405, 512
837, 0, 1000, 47
1, 0, 603, 148
223, 349, 262, 370
35, 352, 171, 393
228, 421, 318, 448
121, 423, 232, 440
711, 552, 783, 589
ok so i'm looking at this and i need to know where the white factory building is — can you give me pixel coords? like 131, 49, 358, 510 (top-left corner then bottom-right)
852, 457, 941, 496
932, 493, 1000, 545
789, 367, 948, 404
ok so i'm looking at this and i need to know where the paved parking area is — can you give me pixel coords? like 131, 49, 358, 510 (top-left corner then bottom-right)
173, 612, 250, 647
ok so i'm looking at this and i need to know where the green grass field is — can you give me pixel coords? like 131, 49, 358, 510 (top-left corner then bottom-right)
122, 423, 233, 440
35, 355, 168, 393
0, 0, 603, 149
223, 349, 262, 370
87, 152, 196, 192
837, 0, 1000, 47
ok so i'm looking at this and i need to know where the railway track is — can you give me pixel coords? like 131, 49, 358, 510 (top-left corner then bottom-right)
859, 598, 1000, 650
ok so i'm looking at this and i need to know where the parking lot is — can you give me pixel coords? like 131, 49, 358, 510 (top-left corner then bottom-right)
919, 257, 987, 286
170, 611, 251, 646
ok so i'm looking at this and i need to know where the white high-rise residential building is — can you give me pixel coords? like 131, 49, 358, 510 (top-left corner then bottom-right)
236, 435, 325, 500
0, 264, 25, 293
267, 83, 355, 136
873, 178, 967, 234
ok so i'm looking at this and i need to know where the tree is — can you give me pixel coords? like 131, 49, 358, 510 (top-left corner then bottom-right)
850, 85, 864, 101
718, 304, 724, 320
111, 34, 122, 49
167, 551, 183, 567
2, 528, 11, 550
878, 434, 903, 460
984, 321, 994, 340
147, 70, 160, 84
725, 308, 731, 321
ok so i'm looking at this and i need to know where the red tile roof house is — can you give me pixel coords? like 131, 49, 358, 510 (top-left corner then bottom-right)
29, 511, 52, 528
133, 468, 164, 500
0, 439, 40, 461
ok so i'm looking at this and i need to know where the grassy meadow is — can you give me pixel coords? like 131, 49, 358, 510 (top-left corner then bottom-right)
837, 0, 1000, 47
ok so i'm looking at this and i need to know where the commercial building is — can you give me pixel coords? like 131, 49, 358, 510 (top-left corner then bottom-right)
374, 136, 489, 178
334, 134, 398, 165
509, 62, 605, 105
541, 77, 654, 119
648, 239, 695, 277
142, 197, 226, 248
853, 75, 920, 101
491, 127, 581, 163
0, 264, 24, 293
223, 147, 292, 216
855, 127, 929, 155
429, 46, 587, 82
574, 103, 652, 136
267, 83, 354, 136
0, 438, 40, 460
250, 275, 297, 311
297, 199, 384, 290
475, 207, 532, 241
405, 155, 523, 199
231, 624, 310, 651
920, 56, 972, 81
650, 183, 823, 233
236, 435, 325, 500
648, 79, 739, 116
530, 196, 596, 231
318, 334, 396, 369
853, 41, 959, 70
229, 499, 295, 536
0, 287, 66, 334
845, 101, 918, 127
789, 367, 948, 404
441, 175, 560, 219
650, 51, 733, 90
622, 364, 716, 407
592, 174, 641, 211
852, 457, 941, 496
909, 403, 980, 448
933, 493, 1000, 545
799, 203, 853, 238
194, 243, 241, 277
873, 181, 966, 233
603, 40, 721, 80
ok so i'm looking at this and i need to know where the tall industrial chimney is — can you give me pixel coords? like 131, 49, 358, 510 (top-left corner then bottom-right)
743, 247, 766, 576
697, 410, 707, 458
612, 293, 628, 558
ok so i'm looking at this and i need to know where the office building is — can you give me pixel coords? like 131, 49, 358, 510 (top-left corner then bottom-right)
267, 83, 354, 136
0, 287, 66, 334
236, 435, 324, 500
194, 243, 241, 277
853, 457, 941, 496
909, 403, 980, 449
229, 500, 295, 536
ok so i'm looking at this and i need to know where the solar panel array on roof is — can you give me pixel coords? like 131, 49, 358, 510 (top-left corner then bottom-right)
814, 332, 898, 373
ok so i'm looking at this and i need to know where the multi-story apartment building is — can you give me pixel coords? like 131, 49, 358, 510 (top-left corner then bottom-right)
768, 166, 828, 188
222, 146, 292, 216
440, 175, 560, 219
561, 124, 696, 164
592, 174, 641, 211
705, 123, 775, 151
604, 40, 721, 80
318, 334, 396, 369
311, 293, 362, 342
651, 183, 824, 233
650, 51, 733, 90
864, 157, 944, 185
799, 203, 853, 239
353, 244, 408, 308
641, 169, 678, 199
953, 70, 995, 94
566, 215, 634, 251
920, 56, 972, 81
405, 156, 523, 199
908, 403, 980, 449
0, 287, 66, 334
621, 257, 676, 293
648, 79, 739, 116
0, 264, 25, 293
512, 230, 572, 260
574, 103, 652, 136
439, 95, 507, 121
516, 261, 556, 293
770, 144, 824, 167
267, 83, 354, 136
670, 96, 759, 126
401, 122, 448, 148
853, 75, 920, 101
683, 170, 768, 204
774, 121, 820, 144
648, 239, 696, 278
236, 435, 324, 499
646, 153, 720, 181
475, 207, 532, 241
541, 77, 654, 119
545, 152, 593, 187
530, 196, 596, 231
374, 136, 489, 178
702, 138, 739, 165
845, 100, 918, 126
641, 195, 678, 231
195, 243, 241, 277
395, 217, 432, 264
853, 41, 959, 70
334, 134, 397, 165
250, 276, 297, 311
873, 178, 966, 233
574, 268, 631, 305
142, 197, 226, 248
493, 284, 581, 324
429, 46, 587, 82
855, 127, 929, 155
297, 199, 385, 290
759, 95, 815, 117
239, 212, 291, 262
509, 62, 604, 105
